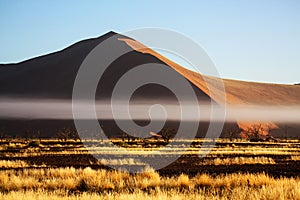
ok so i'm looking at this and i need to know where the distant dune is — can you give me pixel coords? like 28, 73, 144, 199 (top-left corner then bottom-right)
0, 31, 299, 138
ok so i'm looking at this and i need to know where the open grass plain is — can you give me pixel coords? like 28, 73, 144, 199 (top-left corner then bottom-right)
0, 138, 299, 199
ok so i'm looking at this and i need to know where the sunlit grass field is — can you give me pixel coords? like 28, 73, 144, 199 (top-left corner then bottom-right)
0, 138, 299, 199
0, 167, 300, 200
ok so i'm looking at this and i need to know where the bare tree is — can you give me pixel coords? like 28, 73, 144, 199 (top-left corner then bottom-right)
159, 128, 176, 143
23, 130, 31, 142
57, 128, 76, 141
0, 128, 5, 141
34, 130, 41, 141
120, 132, 127, 142
244, 124, 265, 142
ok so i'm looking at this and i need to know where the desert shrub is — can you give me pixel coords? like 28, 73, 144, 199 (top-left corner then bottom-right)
77, 179, 88, 192
27, 140, 40, 148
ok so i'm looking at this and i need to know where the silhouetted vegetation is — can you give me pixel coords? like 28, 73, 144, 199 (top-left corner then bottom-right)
243, 124, 273, 142
56, 128, 78, 141
159, 128, 176, 143
27, 140, 41, 148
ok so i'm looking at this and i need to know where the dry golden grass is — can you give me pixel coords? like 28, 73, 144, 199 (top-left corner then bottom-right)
2, 139, 299, 159
1, 187, 299, 200
0, 160, 28, 168
98, 158, 146, 166
201, 156, 276, 165
0, 167, 299, 200
0, 139, 299, 199
291, 155, 300, 161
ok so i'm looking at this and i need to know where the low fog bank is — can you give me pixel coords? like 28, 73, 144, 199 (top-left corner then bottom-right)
0, 98, 299, 123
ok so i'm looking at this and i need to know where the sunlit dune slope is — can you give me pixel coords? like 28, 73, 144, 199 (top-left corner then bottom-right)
119, 37, 300, 133
119, 37, 300, 106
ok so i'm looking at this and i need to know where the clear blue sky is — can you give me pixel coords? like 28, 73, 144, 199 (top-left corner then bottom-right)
0, 0, 299, 84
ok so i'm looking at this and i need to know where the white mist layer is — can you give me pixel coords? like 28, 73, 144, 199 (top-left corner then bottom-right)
0, 99, 299, 123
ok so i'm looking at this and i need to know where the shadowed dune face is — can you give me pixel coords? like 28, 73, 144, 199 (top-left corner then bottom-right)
0, 32, 228, 138
0, 31, 299, 138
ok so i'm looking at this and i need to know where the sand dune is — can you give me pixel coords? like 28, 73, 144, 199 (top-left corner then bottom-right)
0, 31, 299, 138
